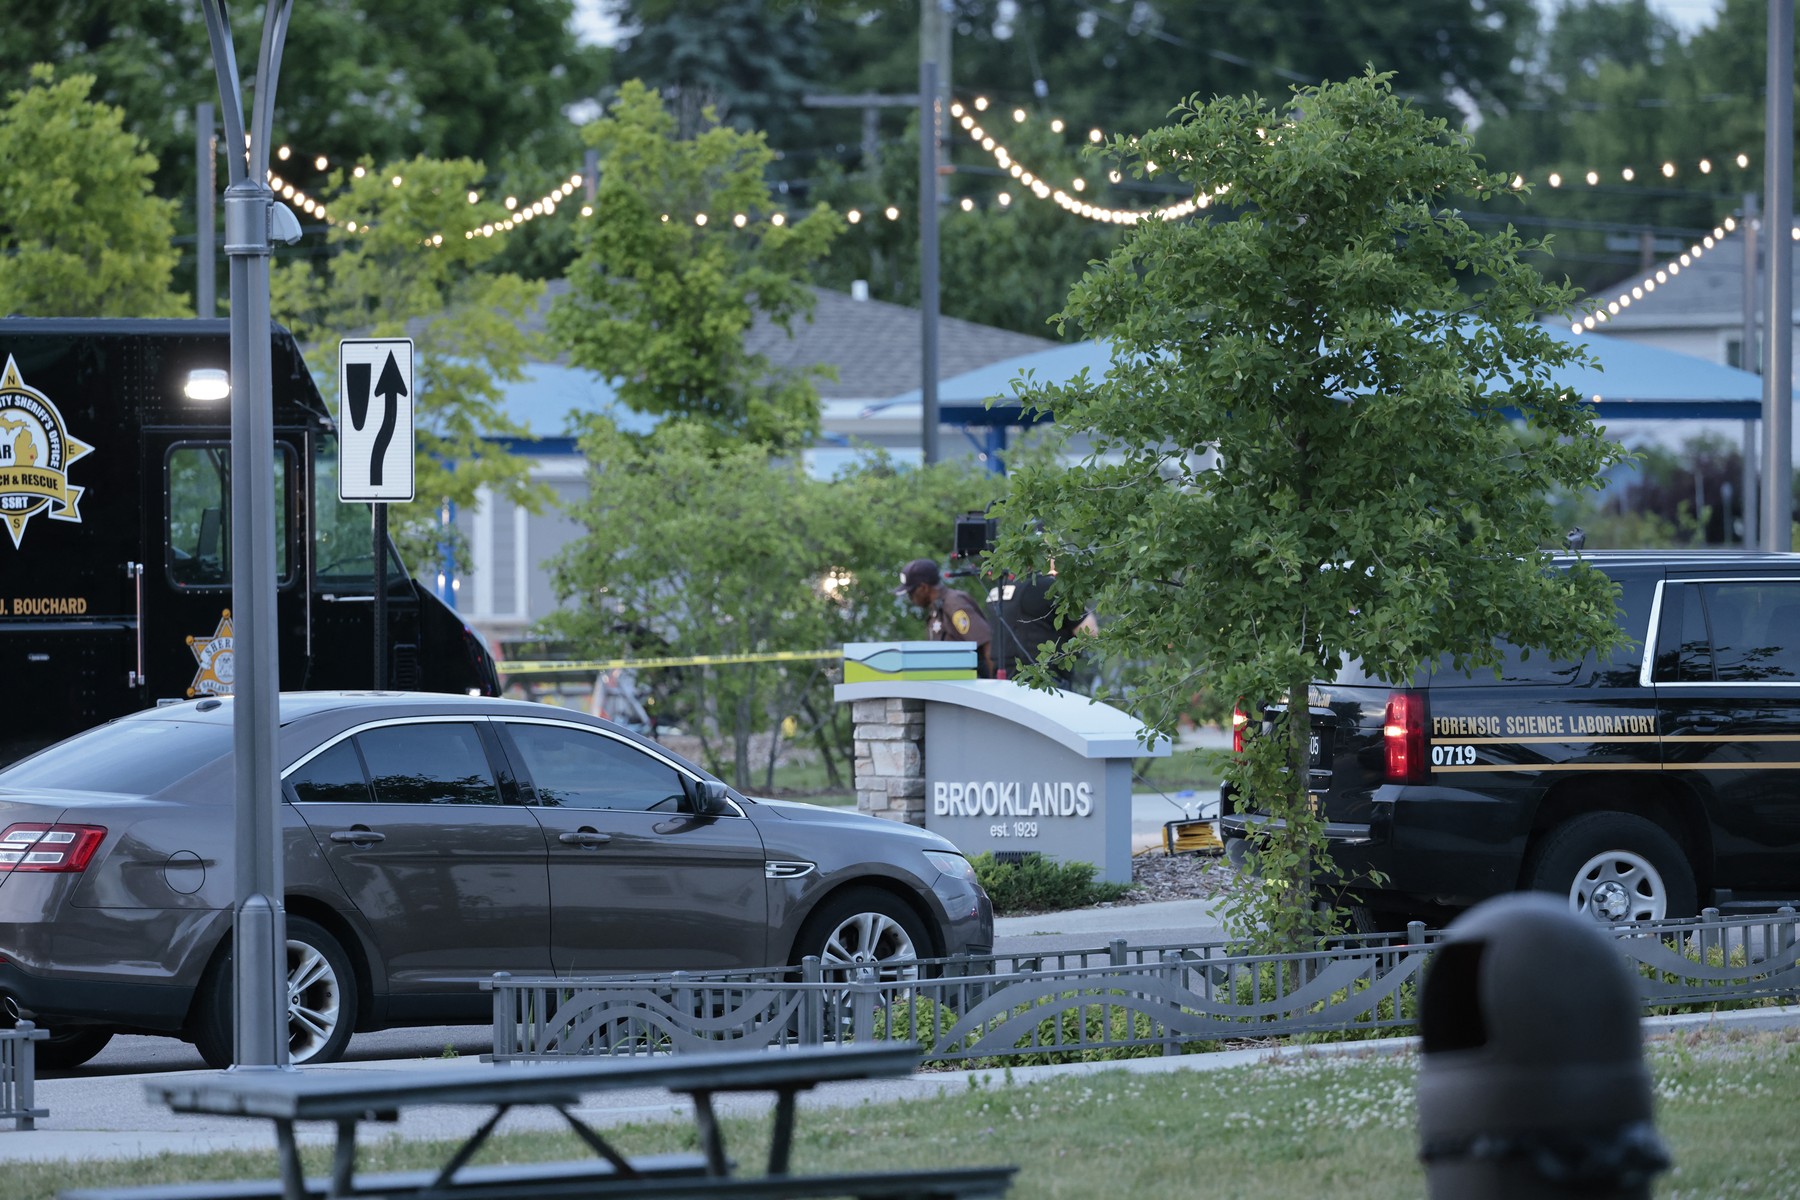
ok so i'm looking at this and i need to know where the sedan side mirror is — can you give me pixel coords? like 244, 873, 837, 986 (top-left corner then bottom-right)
694, 779, 732, 815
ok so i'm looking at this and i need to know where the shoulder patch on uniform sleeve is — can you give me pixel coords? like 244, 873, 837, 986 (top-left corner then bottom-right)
952, 609, 972, 635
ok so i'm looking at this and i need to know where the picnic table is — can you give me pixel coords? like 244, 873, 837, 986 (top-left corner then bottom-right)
60, 1044, 1014, 1200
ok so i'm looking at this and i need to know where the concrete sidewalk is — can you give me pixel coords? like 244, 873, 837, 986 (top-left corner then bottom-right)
995, 896, 1224, 940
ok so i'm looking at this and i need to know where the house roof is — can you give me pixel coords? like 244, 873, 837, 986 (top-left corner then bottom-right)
743, 287, 1056, 401
499, 283, 1058, 440
1590, 233, 1757, 331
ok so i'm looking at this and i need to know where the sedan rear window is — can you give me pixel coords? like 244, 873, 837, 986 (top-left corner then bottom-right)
505, 722, 689, 812
356, 723, 501, 806
0, 718, 233, 794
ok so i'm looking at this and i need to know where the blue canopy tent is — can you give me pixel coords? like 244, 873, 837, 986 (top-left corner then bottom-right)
868, 324, 1767, 470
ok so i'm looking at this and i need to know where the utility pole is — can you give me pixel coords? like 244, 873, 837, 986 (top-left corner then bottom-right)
202, 0, 303, 1069
805, 2, 953, 464
1762, 0, 1794, 552
918, 1, 952, 464
196, 102, 216, 319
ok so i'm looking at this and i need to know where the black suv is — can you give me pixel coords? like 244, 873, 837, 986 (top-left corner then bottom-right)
1221, 550, 1800, 924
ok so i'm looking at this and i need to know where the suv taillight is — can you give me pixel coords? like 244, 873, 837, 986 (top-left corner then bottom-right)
1383, 692, 1427, 784
0, 824, 107, 873
1232, 703, 1249, 754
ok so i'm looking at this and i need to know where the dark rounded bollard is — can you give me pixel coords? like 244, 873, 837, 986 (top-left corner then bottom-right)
1416, 894, 1671, 1199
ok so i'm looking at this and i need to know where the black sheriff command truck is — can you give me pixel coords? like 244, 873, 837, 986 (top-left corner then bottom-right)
1222, 550, 1800, 926
0, 318, 498, 765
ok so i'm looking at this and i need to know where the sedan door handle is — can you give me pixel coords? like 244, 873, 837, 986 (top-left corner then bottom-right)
558, 830, 612, 847
329, 828, 386, 845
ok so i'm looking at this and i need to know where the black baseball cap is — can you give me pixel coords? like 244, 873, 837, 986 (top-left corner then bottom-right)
895, 558, 941, 596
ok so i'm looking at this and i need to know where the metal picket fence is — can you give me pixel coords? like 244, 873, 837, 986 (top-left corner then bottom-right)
0, 1021, 47, 1130
487, 908, 1800, 1065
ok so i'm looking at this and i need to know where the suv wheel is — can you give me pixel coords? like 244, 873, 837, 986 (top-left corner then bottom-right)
1525, 812, 1696, 922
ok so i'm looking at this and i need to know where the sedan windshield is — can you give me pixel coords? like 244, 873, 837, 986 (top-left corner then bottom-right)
0, 718, 233, 794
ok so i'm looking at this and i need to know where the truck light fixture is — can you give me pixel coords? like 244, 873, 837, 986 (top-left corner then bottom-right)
1384, 692, 1428, 784
184, 368, 230, 402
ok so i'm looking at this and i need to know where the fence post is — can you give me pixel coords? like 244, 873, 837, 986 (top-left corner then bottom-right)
851, 967, 877, 1044
1778, 907, 1799, 1005
671, 971, 693, 1055
8, 1022, 43, 1131
490, 972, 512, 1060
801, 957, 824, 1045
1700, 907, 1723, 973
1109, 938, 1127, 967
1161, 951, 1183, 1057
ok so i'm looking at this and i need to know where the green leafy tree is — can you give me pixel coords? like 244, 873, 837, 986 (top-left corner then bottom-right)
1, 2, 607, 299
0, 64, 184, 316
551, 80, 843, 450
798, 2, 1539, 327
0, 2, 606, 212
809, 116, 1124, 336
608, 0, 830, 144
990, 73, 1628, 948
1470, 0, 1733, 295
546, 420, 1003, 787
811, 1, 1539, 142
272, 155, 545, 572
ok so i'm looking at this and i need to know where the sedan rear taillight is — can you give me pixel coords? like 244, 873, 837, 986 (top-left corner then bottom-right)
1232, 703, 1249, 754
1383, 692, 1427, 784
0, 824, 107, 873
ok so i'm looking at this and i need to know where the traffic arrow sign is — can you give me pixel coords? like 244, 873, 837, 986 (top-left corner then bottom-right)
338, 338, 415, 501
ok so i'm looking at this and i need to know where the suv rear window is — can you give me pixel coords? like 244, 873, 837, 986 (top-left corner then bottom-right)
0, 718, 233, 794
1658, 579, 1800, 682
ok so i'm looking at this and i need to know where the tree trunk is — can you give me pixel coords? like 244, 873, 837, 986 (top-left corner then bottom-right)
1285, 667, 1317, 926
800, 694, 844, 788
733, 686, 753, 791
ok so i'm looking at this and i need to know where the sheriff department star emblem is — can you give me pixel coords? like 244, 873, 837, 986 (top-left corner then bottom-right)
0, 355, 93, 550
187, 610, 235, 698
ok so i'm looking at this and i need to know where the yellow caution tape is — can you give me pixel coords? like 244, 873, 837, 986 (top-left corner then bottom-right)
501, 649, 841, 674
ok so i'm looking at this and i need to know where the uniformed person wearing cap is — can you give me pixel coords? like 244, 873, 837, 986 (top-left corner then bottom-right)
895, 558, 995, 678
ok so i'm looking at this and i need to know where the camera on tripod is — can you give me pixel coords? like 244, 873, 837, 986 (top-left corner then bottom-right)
953, 511, 997, 561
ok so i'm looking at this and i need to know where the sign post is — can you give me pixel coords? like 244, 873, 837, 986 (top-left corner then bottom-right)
338, 339, 416, 689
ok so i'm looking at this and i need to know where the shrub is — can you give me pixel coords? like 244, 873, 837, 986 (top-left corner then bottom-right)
971, 852, 1131, 914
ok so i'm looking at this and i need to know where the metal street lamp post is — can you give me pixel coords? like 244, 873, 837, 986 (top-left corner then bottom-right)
1762, 0, 1794, 552
201, 0, 303, 1069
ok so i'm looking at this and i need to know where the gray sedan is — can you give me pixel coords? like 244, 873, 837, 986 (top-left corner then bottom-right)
0, 693, 992, 1068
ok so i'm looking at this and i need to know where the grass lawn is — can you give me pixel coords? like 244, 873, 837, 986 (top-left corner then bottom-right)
761, 754, 856, 806
19, 1027, 1799, 1200
1132, 746, 1224, 792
